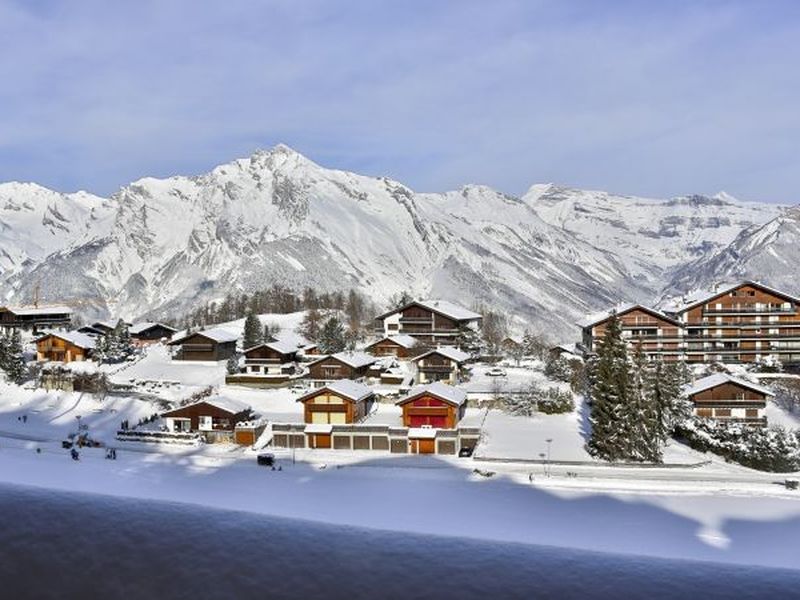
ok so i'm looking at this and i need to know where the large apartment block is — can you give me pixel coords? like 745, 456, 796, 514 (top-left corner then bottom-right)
582, 281, 800, 364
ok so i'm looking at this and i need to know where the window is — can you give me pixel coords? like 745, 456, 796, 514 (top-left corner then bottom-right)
714, 408, 731, 417
745, 409, 759, 418
697, 408, 713, 417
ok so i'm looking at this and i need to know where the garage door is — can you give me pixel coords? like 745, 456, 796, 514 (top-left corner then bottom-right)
418, 439, 435, 454
314, 434, 332, 449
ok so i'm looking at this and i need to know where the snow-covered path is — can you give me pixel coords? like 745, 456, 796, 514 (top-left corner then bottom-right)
1, 436, 799, 570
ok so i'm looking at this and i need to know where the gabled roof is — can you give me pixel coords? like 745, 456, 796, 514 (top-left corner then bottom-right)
129, 322, 177, 336
2, 305, 73, 316
412, 346, 471, 364
162, 396, 251, 417
243, 338, 301, 356
308, 351, 376, 369
579, 303, 680, 329
396, 381, 467, 407
365, 334, 418, 350
36, 330, 96, 350
375, 299, 482, 323
297, 379, 374, 403
76, 325, 106, 336
660, 281, 800, 314
683, 373, 774, 398
169, 327, 239, 345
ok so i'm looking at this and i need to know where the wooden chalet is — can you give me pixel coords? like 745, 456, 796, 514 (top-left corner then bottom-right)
298, 380, 375, 448
583, 281, 800, 365
36, 331, 96, 363
168, 328, 238, 361
396, 381, 467, 431
411, 346, 471, 385
581, 304, 683, 362
374, 300, 482, 345
242, 340, 300, 375
162, 397, 252, 443
684, 374, 772, 426
306, 351, 376, 385
0, 305, 72, 334
129, 322, 177, 346
364, 334, 418, 358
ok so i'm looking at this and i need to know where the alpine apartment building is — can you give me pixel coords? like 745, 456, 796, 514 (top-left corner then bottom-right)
581, 281, 800, 365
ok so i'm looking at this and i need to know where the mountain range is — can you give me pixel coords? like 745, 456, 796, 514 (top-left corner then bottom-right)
0, 145, 794, 340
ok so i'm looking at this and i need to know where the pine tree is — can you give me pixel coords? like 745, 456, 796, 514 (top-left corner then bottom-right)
226, 354, 241, 375
588, 312, 631, 461
650, 358, 693, 444
627, 345, 661, 462
0, 332, 9, 373
243, 312, 263, 349
456, 325, 483, 358
98, 320, 134, 364
298, 308, 323, 342
317, 316, 346, 354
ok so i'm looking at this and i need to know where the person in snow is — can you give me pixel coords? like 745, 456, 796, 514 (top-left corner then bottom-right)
70, 448, 79, 461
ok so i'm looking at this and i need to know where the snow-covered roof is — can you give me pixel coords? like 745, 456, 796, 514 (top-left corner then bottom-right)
413, 346, 471, 363
376, 299, 482, 322
310, 351, 376, 369
243, 339, 301, 355
304, 423, 333, 434
683, 373, 775, 398
170, 327, 239, 345
397, 381, 467, 407
407, 427, 437, 439
37, 330, 96, 350
163, 396, 251, 416
659, 280, 800, 314
551, 343, 582, 356
579, 303, 679, 329
366, 334, 418, 350
297, 379, 374, 403
129, 322, 177, 335
3, 305, 72, 316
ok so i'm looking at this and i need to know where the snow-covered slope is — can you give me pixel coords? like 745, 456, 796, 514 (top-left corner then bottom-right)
0, 146, 648, 335
0, 145, 790, 338
525, 184, 783, 286
0, 183, 115, 277
665, 206, 800, 297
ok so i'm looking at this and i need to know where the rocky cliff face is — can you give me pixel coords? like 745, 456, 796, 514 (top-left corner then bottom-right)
0, 145, 790, 338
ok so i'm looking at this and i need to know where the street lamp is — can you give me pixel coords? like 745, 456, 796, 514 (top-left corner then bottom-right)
545, 438, 553, 478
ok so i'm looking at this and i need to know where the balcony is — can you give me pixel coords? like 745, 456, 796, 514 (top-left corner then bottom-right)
702, 305, 795, 315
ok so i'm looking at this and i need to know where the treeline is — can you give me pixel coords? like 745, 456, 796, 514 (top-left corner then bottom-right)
179, 284, 381, 333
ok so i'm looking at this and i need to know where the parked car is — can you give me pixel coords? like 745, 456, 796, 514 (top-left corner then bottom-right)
486, 367, 507, 377
458, 446, 474, 458
257, 453, 275, 467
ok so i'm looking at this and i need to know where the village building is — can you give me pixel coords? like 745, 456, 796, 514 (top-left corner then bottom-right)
581, 304, 683, 362
374, 300, 482, 345
168, 328, 238, 361
549, 343, 585, 362
297, 380, 375, 448
364, 334, 418, 358
76, 324, 108, 337
35, 331, 96, 363
582, 282, 800, 365
684, 374, 772, 426
396, 381, 467, 429
306, 351, 376, 385
162, 397, 252, 443
129, 322, 177, 346
0, 305, 72, 334
226, 339, 302, 387
411, 346, 471, 385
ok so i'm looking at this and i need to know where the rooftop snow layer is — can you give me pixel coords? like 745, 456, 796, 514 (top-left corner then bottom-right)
298, 379, 374, 403
398, 381, 467, 406
414, 346, 471, 363
684, 373, 775, 398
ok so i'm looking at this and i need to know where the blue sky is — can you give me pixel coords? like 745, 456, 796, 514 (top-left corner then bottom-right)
1, 0, 798, 203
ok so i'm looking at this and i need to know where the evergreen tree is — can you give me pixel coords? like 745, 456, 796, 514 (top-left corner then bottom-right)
6, 330, 26, 383
0, 332, 9, 373
588, 312, 631, 461
650, 358, 693, 444
98, 320, 134, 364
521, 329, 549, 360
627, 345, 661, 462
317, 316, 346, 354
226, 354, 241, 375
456, 325, 483, 358
243, 312, 263, 349
298, 307, 323, 342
